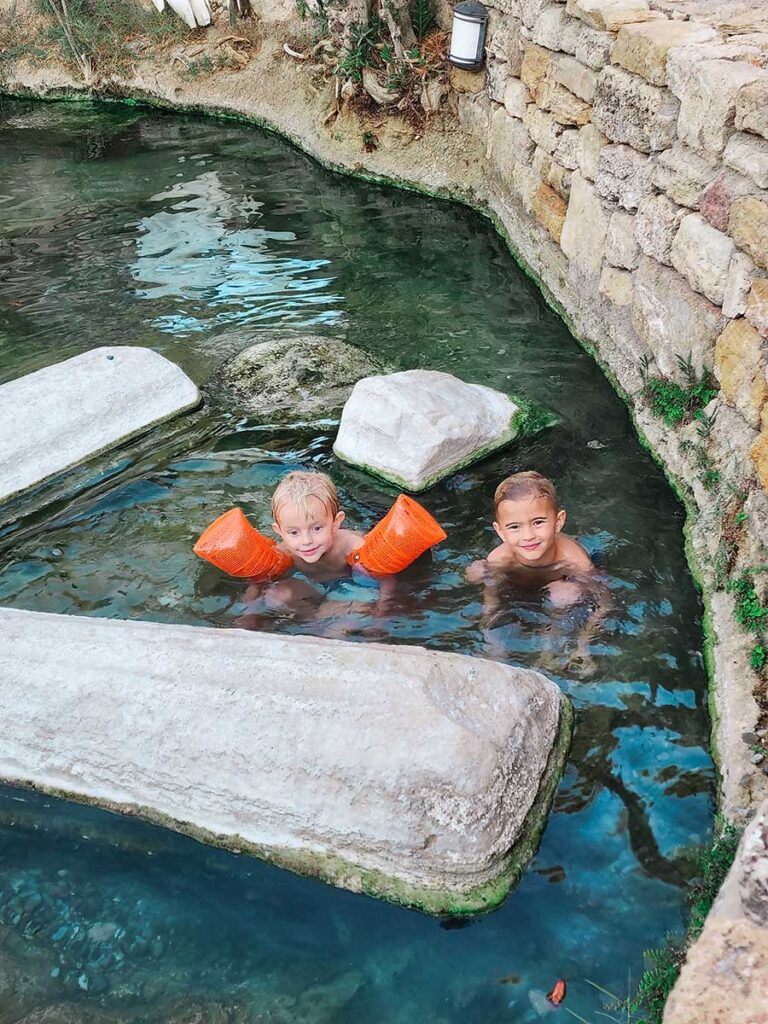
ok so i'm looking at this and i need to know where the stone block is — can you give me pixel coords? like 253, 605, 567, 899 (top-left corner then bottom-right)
565, 0, 653, 32
487, 57, 510, 103
724, 132, 768, 190
632, 257, 726, 374
699, 169, 757, 234
652, 142, 718, 209
513, 161, 544, 214
448, 65, 486, 94
730, 195, 768, 270
635, 193, 685, 265
554, 127, 581, 170
593, 66, 680, 153
670, 212, 735, 305
531, 5, 580, 54
521, 0, 554, 30
678, 59, 768, 159
574, 23, 613, 69
722, 251, 759, 319
599, 264, 634, 306
594, 143, 656, 211
457, 92, 493, 136
503, 76, 531, 118
666, 42, 766, 102
611, 21, 719, 87
736, 79, 768, 142
746, 279, 768, 337
715, 318, 768, 428
534, 182, 568, 242
533, 147, 572, 199
0, 347, 199, 504
551, 52, 598, 101
577, 122, 608, 180
488, 106, 535, 173
335, 370, 550, 490
542, 80, 593, 125
488, 12, 525, 73
524, 104, 567, 153
0, 608, 571, 915
520, 43, 552, 104
560, 171, 610, 277
605, 209, 640, 269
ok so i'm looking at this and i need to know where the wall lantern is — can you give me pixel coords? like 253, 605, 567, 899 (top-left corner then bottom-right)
448, 1, 489, 72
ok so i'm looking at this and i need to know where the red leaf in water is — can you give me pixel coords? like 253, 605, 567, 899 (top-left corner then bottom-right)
547, 979, 567, 1006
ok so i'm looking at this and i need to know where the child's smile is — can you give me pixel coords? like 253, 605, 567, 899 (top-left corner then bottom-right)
493, 495, 566, 566
273, 495, 344, 565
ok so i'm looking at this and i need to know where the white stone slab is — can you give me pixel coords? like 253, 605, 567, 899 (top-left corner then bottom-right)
0, 607, 570, 915
0, 347, 200, 503
333, 369, 545, 491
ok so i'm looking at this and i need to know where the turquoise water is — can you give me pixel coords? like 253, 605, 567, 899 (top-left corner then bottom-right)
0, 98, 713, 1023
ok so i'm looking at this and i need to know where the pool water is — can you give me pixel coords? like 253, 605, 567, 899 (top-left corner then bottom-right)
0, 98, 713, 1024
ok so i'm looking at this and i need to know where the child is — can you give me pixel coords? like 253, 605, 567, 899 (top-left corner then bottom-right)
466, 470, 593, 596
467, 471, 605, 675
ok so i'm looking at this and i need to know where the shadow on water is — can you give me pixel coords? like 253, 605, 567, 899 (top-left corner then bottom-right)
0, 98, 714, 1023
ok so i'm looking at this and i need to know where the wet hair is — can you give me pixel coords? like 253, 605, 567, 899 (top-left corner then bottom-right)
493, 471, 559, 516
272, 470, 340, 523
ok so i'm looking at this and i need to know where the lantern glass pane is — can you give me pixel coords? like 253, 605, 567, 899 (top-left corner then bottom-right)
449, 17, 481, 63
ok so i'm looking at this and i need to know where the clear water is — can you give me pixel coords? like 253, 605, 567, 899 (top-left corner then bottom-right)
0, 98, 714, 1023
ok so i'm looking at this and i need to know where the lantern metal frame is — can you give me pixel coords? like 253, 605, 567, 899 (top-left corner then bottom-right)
448, 1, 489, 72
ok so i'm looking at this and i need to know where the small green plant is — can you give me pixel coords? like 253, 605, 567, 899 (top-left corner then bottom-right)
334, 20, 381, 80
728, 573, 768, 631
752, 644, 767, 672
735, 510, 748, 526
640, 353, 718, 429
410, 0, 435, 39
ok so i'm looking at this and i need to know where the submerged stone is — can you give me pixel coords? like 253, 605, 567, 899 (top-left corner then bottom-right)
0, 347, 199, 505
0, 607, 572, 916
333, 369, 556, 492
210, 332, 388, 422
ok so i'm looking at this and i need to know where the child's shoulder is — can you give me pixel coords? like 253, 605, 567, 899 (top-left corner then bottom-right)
558, 534, 593, 570
336, 527, 366, 555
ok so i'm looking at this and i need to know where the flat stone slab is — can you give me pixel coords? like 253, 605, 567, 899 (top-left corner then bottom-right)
333, 369, 555, 491
0, 347, 200, 503
0, 608, 572, 915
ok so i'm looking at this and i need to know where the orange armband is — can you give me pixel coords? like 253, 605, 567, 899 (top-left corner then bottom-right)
193, 507, 293, 580
348, 495, 447, 575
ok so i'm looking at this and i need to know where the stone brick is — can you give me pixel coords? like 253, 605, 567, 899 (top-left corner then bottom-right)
666, 42, 766, 102
599, 265, 635, 306
700, 170, 756, 234
722, 251, 760, 319
448, 66, 487, 94
730, 195, 768, 270
554, 128, 581, 170
530, 6, 580, 54
487, 12, 525, 73
560, 171, 610, 277
551, 53, 598, 101
632, 257, 726, 374
534, 182, 568, 242
751, 429, 768, 490
635, 193, 685, 265
487, 58, 510, 103
678, 59, 768, 160
521, 0, 554, 30
532, 147, 572, 199
542, 81, 593, 126
524, 104, 566, 153
670, 212, 735, 305
611, 21, 719, 87
565, 0, 653, 32
715, 318, 768, 427
521, 43, 552, 104
746, 279, 768, 337
736, 80, 768, 141
574, 23, 613, 70
593, 66, 680, 153
487, 106, 535, 174
652, 143, 718, 209
457, 92, 493, 136
723, 132, 768, 190
512, 161, 542, 214
503, 77, 531, 118
594, 144, 656, 211
605, 210, 639, 270
577, 122, 608, 180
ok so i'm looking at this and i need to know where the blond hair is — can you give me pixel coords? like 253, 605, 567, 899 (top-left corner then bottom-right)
272, 470, 340, 522
494, 471, 558, 516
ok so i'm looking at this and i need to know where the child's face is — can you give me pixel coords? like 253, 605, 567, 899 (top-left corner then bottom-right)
273, 496, 345, 564
493, 494, 566, 565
